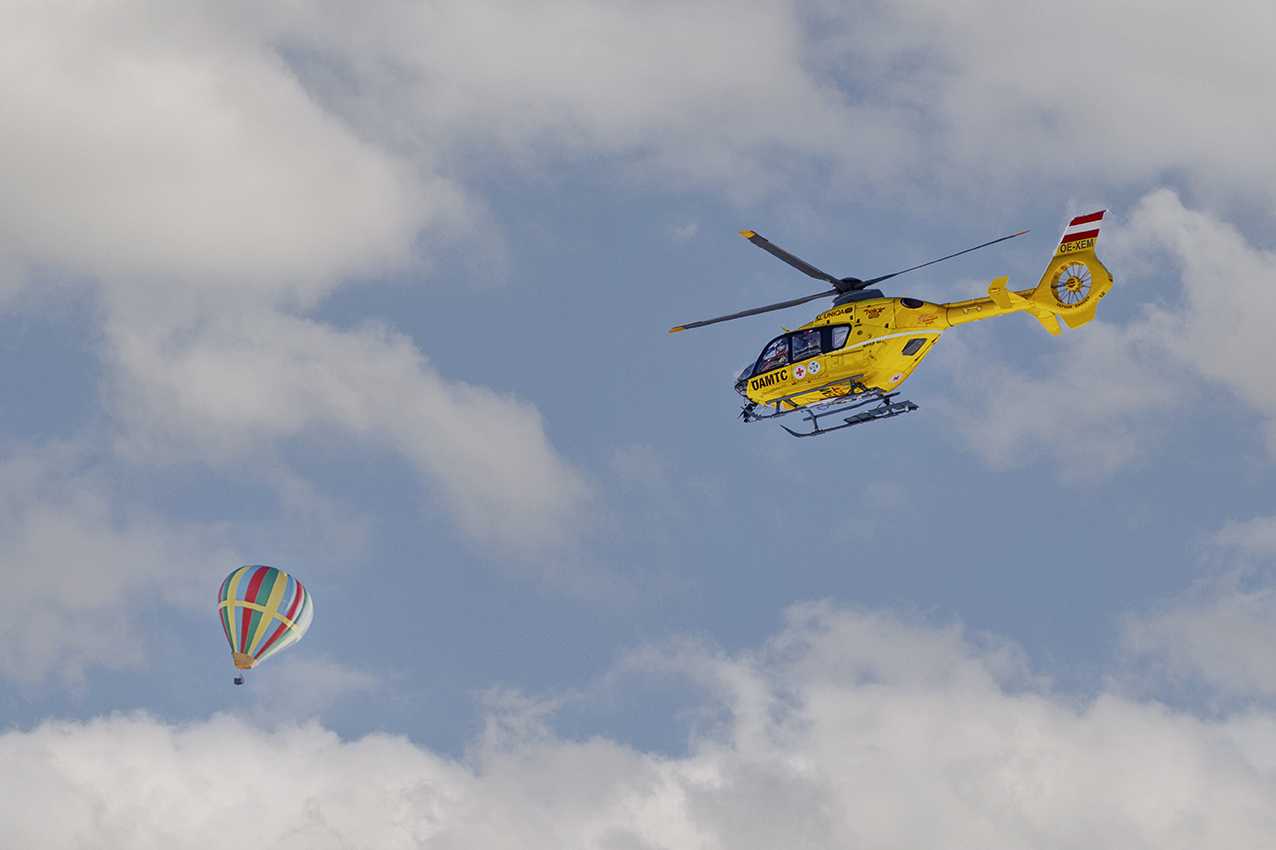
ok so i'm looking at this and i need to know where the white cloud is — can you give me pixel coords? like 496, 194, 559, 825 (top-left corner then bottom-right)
798, 0, 1276, 202
5, 605, 1276, 849
1120, 191, 1276, 453
1214, 516, 1276, 557
242, 655, 382, 723
0, 0, 442, 298
266, 0, 908, 200
0, 442, 239, 683
268, 0, 1276, 208
0, 0, 594, 567
105, 309, 592, 563
1122, 571, 1276, 702
1121, 517, 1276, 702
932, 314, 1182, 479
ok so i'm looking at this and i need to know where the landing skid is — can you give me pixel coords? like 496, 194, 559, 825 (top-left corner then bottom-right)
741, 388, 918, 437
781, 396, 918, 437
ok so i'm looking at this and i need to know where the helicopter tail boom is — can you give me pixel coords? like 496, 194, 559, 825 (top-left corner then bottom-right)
983, 277, 1062, 335
943, 211, 1112, 334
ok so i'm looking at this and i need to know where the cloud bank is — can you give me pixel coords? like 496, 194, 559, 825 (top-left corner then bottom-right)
4, 604, 1276, 849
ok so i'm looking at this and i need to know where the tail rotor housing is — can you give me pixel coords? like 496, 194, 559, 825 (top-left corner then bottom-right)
1029, 211, 1113, 329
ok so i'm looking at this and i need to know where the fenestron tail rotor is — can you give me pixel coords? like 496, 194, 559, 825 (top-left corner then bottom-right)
670, 228, 1029, 333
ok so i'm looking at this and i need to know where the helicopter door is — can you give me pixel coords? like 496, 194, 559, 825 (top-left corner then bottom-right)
792, 329, 821, 361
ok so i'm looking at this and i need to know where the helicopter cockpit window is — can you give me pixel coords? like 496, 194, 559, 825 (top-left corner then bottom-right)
756, 336, 789, 374
828, 325, 850, 351
792, 329, 821, 361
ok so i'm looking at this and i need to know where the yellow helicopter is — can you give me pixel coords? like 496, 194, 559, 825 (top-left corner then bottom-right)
671, 211, 1113, 436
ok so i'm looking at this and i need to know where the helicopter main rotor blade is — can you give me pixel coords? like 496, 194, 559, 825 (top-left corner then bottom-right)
670, 288, 840, 332
739, 231, 846, 289
857, 229, 1030, 288
670, 225, 1032, 332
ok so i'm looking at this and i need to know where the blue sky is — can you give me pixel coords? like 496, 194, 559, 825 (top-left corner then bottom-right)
4, 0, 1276, 845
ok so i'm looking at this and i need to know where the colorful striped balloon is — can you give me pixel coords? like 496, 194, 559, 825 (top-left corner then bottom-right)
218, 565, 314, 674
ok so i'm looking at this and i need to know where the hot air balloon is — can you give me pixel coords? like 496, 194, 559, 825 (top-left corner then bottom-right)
218, 565, 313, 685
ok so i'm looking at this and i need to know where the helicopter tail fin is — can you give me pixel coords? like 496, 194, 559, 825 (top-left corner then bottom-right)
1027, 210, 1114, 329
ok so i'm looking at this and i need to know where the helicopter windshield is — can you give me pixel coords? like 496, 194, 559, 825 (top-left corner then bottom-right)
756, 336, 789, 373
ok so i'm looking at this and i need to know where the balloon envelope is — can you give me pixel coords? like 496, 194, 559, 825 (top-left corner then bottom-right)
218, 565, 313, 671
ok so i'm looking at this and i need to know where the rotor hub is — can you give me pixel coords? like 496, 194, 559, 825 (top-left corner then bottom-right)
832, 288, 885, 306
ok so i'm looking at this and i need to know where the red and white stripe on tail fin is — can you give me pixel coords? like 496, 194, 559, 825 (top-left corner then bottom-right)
1055, 210, 1105, 257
